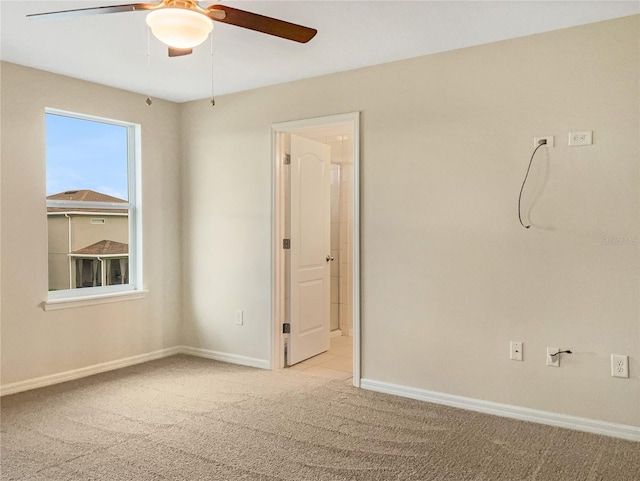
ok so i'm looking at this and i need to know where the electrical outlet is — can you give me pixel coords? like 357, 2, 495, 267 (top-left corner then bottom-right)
547, 347, 560, 367
534, 136, 554, 148
568, 131, 592, 146
611, 354, 629, 378
510, 341, 523, 361
235, 310, 243, 326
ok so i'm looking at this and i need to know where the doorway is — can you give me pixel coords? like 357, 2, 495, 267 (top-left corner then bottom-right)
271, 113, 360, 387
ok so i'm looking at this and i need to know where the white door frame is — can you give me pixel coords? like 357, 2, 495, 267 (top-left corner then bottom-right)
271, 112, 361, 387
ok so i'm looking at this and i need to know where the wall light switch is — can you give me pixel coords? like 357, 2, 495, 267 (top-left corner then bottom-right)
569, 131, 593, 146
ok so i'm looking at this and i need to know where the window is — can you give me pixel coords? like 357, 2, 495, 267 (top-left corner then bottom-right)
45, 109, 141, 302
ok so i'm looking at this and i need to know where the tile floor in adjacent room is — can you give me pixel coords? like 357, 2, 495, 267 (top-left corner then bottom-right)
288, 335, 353, 380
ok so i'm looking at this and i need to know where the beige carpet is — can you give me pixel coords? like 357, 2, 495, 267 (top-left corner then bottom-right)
1, 355, 639, 480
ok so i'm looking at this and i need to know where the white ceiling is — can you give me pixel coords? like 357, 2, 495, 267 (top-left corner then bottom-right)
1, 1, 638, 103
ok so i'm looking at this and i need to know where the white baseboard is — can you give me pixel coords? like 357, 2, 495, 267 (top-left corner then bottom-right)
0, 347, 181, 396
0, 346, 270, 397
360, 378, 640, 442
179, 346, 270, 370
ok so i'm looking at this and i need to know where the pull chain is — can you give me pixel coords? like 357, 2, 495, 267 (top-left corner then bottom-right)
145, 27, 152, 106
210, 33, 215, 107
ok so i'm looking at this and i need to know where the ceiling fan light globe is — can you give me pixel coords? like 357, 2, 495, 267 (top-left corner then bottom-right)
146, 8, 213, 49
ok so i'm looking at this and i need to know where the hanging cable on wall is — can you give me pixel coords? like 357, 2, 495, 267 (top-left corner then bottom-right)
518, 139, 547, 228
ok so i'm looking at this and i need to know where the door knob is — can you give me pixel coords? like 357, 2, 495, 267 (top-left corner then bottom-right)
326, 255, 334, 262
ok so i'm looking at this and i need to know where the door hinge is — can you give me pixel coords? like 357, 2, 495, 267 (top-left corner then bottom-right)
282, 323, 291, 334
283, 154, 291, 165
282, 238, 290, 249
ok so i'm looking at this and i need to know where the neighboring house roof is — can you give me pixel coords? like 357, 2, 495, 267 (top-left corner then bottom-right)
48, 189, 126, 203
47, 189, 127, 214
71, 240, 128, 256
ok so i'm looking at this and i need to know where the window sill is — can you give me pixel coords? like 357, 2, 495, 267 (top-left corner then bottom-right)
43, 289, 148, 311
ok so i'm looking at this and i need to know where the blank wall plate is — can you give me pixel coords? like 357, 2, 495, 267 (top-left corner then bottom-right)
510, 341, 523, 361
569, 131, 593, 146
235, 310, 244, 325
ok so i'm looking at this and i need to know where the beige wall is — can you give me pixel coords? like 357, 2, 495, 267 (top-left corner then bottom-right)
47, 215, 70, 290
181, 16, 639, 426
70, 214, 128, 252
1, 62, 183, 385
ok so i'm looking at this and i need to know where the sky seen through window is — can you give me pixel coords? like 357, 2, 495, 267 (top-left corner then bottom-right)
46, 113, 128, 201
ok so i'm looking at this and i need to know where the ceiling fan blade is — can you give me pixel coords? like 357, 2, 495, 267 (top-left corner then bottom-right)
27, 3, 159, 20
168, 47, 193, 57
207, 5, 317, 43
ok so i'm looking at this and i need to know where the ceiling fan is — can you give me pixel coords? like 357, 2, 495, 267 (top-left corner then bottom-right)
27, 0, 318, 57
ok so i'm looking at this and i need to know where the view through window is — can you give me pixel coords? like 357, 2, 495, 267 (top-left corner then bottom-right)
46, 111, 138, 296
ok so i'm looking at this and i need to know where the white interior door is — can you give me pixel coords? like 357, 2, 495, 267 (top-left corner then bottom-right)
288, 134, 331, 365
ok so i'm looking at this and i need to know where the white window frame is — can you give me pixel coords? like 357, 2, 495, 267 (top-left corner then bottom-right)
44, 108, 144, 310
